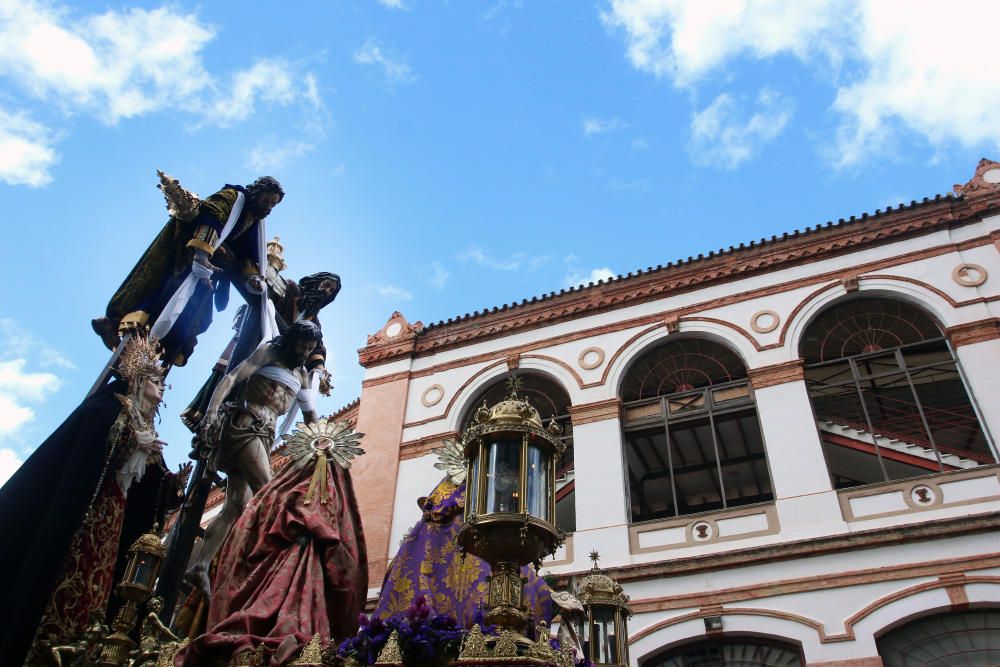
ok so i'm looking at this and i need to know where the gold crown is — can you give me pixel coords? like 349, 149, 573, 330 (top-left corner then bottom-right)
118, 336, 165, 382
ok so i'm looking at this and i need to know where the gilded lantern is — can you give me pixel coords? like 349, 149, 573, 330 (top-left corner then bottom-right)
575, 552, 632, 666
456, 387, 566, 631
97, 527, 167, 666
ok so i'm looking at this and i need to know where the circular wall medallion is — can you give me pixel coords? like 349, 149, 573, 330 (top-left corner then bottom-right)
385, 321, 403, 337
690, 521, 714, 542
983, 168, 1000, 184
578, 346, 606, 370
952, 263, 988, 287
421, 384, 445, 407
750, 309, 780, 334
909, 484, 937, 507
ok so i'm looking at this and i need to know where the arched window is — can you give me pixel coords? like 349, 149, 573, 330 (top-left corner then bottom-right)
801, 297, 994, 488
460, 372, 576, 532
643, 637, 803, 667
621, 338, 773, 522
877, 610, 1000, 666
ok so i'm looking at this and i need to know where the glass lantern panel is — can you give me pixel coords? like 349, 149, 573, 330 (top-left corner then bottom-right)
466, 446, 480, 519
485, 439, 522, 513
576, 617, 591, 658
526, 444, 550, 520
132, 554, 154, 588
591, 606, 619, 664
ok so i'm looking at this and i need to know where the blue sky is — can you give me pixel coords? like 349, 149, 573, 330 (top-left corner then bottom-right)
2, 0, 1000, 479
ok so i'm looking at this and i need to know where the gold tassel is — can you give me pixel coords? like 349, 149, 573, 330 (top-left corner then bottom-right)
304, 450, 328, 505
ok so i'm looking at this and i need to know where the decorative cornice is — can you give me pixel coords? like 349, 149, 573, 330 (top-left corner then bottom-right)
563, 510, 1000, 585
627, 551, 1000, 614
359, 173, 1000, 368
399, 432, 459, 461
947, 318, 1000, 347
747, 360, 805, 389
361, 370, 412, 389
568, 398, 622, 426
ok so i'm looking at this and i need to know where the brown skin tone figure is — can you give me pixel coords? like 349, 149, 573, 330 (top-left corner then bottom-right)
184, 322, 320, 597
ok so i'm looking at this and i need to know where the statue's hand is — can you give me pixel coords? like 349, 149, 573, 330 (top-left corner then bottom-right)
136, 430, 165, 455
191, 251, 220, 287
176, 462, 194, 489
317, 369, 333, 396
198, 415, 219, 443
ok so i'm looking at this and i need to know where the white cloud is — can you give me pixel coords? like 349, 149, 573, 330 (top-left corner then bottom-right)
582, 116, 629, 136
429, 261, 450, 289
564, 267, 616, 288
0, 1, 215, 122
0, 1, 324, 182
688, 88, 794, 168
376, 284, 414, 300
457, 247, 549, 272
0, 107, 57, 187
247, 140, 315, 172
0, 319, 76, 370
0, 359, 60, 435
602, 0, 1000, 165
202, 59, 305, 127
377, 0, 409, 9
354, 39, 416, 85
0, 447, 22, 486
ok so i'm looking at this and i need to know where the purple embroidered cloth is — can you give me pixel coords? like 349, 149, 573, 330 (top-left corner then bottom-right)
374, 478, 553, 629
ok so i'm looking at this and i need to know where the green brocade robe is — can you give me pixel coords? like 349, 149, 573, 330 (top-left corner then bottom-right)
105, 187, 261, 365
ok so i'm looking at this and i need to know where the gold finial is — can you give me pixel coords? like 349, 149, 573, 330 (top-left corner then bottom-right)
589, 549, 600, 569
493, 630, 518, 657
266, 235, 287, 271
375, 630, 403, 664
459, 624, 490, 659
504, 374, 524, 397
291, 634, 324, 665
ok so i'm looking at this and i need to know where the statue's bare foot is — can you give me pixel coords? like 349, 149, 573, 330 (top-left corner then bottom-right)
183, 565, 212, 600
91, 317, 121, 351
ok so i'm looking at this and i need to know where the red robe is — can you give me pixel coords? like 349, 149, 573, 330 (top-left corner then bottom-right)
179, 455, 367, 665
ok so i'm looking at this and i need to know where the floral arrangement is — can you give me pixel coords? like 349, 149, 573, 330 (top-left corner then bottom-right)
336, 596, 594, 667
337, 596, 463, 666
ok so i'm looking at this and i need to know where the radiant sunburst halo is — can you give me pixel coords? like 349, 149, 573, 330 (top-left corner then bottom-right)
281, 418, 365, 470
431, 439, 466, 484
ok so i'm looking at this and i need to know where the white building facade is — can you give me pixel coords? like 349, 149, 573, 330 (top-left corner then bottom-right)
347, 160, 1000, 667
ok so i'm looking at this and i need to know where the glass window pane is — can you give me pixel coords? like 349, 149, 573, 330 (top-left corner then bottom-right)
466, 445, 480, 518
591, 606, 618, 664
625, 401, 661, 423
485, 439, 521, 513
624, 429, 674, 522
712, 382, 750, 405
669, 420, 722, 515
526, 444, 550, 520
668, 391, 706, 415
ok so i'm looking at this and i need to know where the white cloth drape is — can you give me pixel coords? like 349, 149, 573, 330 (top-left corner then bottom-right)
149, 192, 246, 341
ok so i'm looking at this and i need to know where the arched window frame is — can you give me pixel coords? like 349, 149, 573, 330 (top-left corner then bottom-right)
619, 337, 775, 523
642, 635, 804, 667
458, 371, 577, 532
799, 296, 996, 488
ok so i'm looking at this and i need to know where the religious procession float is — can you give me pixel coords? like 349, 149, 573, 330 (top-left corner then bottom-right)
0, 172, 632, 667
